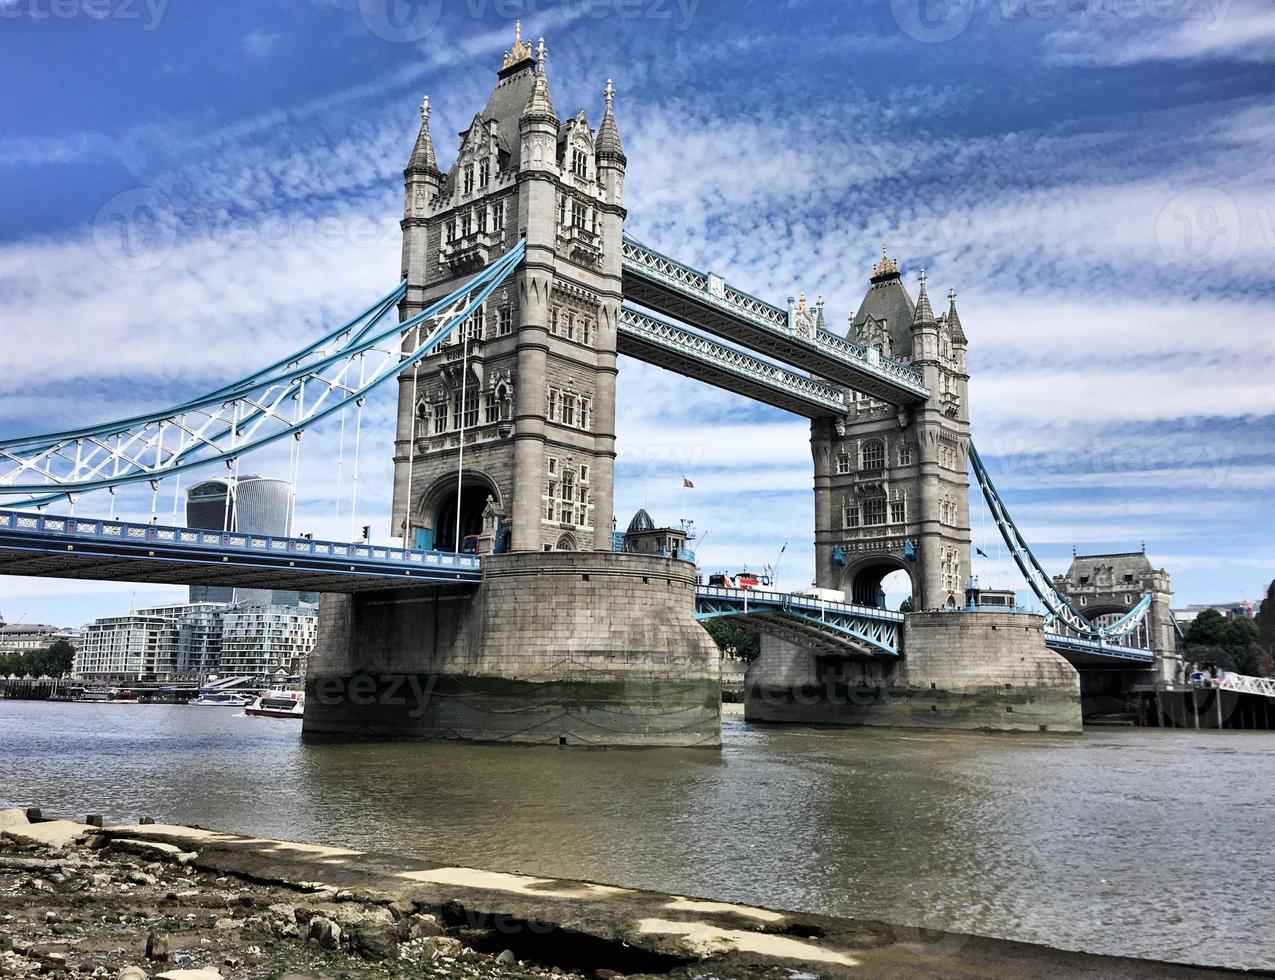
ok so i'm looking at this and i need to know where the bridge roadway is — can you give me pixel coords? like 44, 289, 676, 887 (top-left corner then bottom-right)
0, 509, 480, 593
0, 508, 1153, 666
621, 235, 930, 405
694, 586, 1155, 667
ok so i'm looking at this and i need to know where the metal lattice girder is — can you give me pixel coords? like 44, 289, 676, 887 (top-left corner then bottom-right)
617, 307, 848, 418
0, 243, 525, 506
1217, 672, 1275, 700
695, 586, 901, 657
621, 236, 929, 405
1043, 632, 1156, 665
968, 440, 1156, 642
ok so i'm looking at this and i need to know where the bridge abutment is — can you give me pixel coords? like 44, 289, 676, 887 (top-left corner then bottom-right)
745, 610, 1081, 734
303, 552, 721, 747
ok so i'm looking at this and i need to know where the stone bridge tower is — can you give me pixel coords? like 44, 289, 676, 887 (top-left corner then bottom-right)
390, 27, 625, 555
1055, 551, 1179, 683
812, 249, 972, 611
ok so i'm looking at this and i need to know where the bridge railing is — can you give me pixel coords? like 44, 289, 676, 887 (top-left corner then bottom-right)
1042, 630, 1155, 663
0, 508, 481, 574
695, 585, 905, 622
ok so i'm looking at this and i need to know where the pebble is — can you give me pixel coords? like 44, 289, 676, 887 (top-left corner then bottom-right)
496, 949, 517, 965
117, 967, 148, 980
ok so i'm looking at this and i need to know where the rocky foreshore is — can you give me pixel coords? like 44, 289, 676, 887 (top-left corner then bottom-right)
0, 808, 1257, 979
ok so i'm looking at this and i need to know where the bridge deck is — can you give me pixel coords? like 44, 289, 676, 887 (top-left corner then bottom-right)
0, 510, 481, 594
622, 236, 929, 405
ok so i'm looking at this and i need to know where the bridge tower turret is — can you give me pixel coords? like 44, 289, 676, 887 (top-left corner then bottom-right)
389, 27, 625, 555
813, 250, 971, 612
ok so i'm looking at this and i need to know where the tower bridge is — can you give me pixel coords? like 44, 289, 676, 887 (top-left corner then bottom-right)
0, 29, 1172, 744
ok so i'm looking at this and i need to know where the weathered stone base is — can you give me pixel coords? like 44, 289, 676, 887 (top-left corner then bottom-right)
746, 611, 1082, 734
303, 552, 721, 747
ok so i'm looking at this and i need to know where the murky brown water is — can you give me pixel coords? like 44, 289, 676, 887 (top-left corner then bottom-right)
3, 701, 1272, 970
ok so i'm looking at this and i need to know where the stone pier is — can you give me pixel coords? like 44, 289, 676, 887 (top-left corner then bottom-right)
745, 610, 1083, 734
304, 552, 721, 747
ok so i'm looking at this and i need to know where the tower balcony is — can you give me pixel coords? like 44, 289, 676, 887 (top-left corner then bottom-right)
558, 224, 602, 269
441, 231, 494, 273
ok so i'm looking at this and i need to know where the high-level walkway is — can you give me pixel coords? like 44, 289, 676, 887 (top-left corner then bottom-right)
622, 235, 930, 403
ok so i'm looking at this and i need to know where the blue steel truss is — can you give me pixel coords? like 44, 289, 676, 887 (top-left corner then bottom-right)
696, 586, 901, 657
617, 308, 849, 418
621, 236, 929, 404
0, 243, 525, 507
0, 508, 481, 592
968, 440, 1153, 643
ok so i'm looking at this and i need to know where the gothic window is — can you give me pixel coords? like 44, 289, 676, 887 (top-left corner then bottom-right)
898, 443, 913, 466
863, 499, 887, 526
579, 398, 590, 431
432, 399, 447, 434
844, 502, 860, 528
561, 394, 576, 427
573, 202, 586, 229
477, 208, 487, 234
479, 158, 490, 188
561, 474, 574, 501
572, 149, 587, 178
492, 200, 504, 231
588, 208, 597, 234
558, 195, 567, 226
453, 374, 479, 429
890, 497, 907, 524
581, 318, 592, 346
545, 498, 555, 522
564, 311, 575, 340
446, 219, 457, 243
498, 305, 513, 336
836, 452, 850, 475
548, 457, 558, 476
547, 389, 558, 421
463, 165, 474, 195
861, 440, 886, 471
484, 391, 499, 424
549, 307, 559, 334
579, 464, 589, 483
460, 211, 472, 237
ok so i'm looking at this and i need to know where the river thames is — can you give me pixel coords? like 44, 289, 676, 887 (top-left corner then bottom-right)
2, 701, 1272, 971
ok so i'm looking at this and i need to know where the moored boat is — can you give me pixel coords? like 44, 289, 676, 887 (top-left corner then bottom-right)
189, 691, 255, 707
244, 689, 304, 719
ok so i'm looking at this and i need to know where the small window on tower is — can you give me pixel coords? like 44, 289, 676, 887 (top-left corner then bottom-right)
463, 165, 474, 195
498, 305, 513, 336
479, 158, 490, 188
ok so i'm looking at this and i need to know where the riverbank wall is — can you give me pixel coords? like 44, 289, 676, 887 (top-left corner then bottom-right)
0, 809, 1251, 980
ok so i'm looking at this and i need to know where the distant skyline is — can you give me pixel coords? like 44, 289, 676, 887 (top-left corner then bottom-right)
2, 0, 1273, 625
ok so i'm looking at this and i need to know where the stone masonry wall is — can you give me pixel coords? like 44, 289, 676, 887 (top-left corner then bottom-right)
304, 552, 721, 747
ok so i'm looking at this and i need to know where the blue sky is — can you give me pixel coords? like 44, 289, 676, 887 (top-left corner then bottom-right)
1, 0, 1273, 626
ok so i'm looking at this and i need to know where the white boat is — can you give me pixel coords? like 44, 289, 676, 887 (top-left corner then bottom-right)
244, 689, 304, 719
189, 691, 255, 707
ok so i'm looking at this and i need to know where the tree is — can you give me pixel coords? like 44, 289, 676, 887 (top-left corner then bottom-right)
1185, 608, 1267, 676
899, 596, 915, 613
701, 618, 761, 661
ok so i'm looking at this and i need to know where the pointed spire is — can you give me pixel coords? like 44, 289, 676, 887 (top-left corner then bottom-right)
596, 78, 626, 163
912, 269, 935, 326
946, 287, 967, 346
815, 294, 828, 330
502, 20, 534, 70
519, 37, 556, 125
407, 94, 442, 176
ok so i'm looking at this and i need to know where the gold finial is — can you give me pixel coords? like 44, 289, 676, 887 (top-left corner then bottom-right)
604, 79, 615, 108
502, 20, 534, 69
420, 95, 430, 120
870, 242, 899, 280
